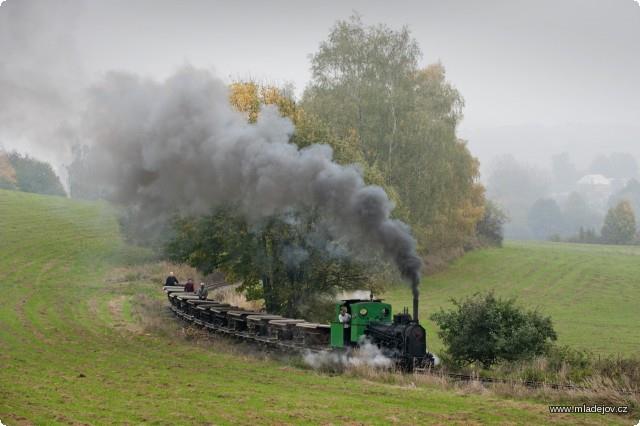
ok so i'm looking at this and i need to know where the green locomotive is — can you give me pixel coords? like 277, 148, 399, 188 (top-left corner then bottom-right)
330, 297, 434, 369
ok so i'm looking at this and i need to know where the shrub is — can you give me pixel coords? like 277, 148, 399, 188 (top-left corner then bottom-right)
431, 292, 557, 367
476, 200, 507, 247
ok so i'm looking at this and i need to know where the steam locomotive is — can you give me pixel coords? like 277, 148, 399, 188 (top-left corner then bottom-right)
165, 286, 435, 371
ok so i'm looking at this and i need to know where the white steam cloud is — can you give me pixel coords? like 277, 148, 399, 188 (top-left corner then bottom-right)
304, 339, 393, 370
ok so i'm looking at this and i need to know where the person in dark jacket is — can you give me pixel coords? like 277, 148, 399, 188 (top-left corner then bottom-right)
165, 271, 179, 286
183, 278, 195, 293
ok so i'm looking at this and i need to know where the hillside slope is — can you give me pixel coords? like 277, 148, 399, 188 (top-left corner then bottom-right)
0, 190, 621, 425
385, 241, 640, 356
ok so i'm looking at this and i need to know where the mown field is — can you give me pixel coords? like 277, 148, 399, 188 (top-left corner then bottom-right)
385, 240, 640, 357
0, 189, 628, 425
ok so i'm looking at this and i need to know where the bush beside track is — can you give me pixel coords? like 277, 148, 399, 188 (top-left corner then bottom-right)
0, 189, 625, 425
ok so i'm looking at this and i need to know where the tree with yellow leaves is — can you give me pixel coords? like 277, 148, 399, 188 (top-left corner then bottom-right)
0, 150, 17, 189
228, 81, 400, 208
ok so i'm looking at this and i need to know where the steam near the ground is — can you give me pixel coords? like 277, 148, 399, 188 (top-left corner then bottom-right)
79, 67, 421, 287
304, 339, 393, 370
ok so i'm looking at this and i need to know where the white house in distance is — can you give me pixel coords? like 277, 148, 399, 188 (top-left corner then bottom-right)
576, 174, 627, 212
577, 174, 611, 187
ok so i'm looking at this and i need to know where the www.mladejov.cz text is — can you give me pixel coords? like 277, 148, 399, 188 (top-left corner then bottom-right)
548, 404, 629, 415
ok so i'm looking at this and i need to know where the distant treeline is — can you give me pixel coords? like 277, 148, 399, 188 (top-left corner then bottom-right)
487, 152, 640, 244
0, 151, 65, 197
552, 199, 638, 246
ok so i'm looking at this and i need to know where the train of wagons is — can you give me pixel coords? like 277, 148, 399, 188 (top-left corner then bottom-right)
165, 285, 435, 371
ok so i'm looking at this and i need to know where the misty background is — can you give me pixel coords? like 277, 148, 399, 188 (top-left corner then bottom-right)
1, 0, 639, 240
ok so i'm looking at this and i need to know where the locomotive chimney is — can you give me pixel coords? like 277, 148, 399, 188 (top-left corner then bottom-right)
412, 276, 419, 322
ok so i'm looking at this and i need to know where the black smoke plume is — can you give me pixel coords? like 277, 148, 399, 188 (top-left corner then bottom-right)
80, 67, 422, 295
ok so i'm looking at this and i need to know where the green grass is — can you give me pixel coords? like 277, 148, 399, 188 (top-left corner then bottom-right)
385, 241, 640, 357
0, 189, 624, 425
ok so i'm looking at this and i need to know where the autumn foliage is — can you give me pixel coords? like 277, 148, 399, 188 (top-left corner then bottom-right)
0, 150, 17, 189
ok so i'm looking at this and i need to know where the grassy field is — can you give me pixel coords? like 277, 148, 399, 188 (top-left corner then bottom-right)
0, 189, 629, 425
385, 241, 640, 357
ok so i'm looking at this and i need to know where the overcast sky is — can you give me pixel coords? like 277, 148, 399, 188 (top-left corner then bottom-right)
1, 0, 639, 174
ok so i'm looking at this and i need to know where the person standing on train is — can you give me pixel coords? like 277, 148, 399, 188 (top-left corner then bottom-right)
338, 305, 352, 347
165, 271, 179, 287
197, 282, 208, 300
184, 278, 195, 293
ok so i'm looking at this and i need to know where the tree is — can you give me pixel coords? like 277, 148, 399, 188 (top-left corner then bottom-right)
589, 153, 638, 180
551, 152, 579, 190
476, 200, 507, 247
562, 192, 601, 236
67, 144, 108, 200
165, 82, 393, 320
7, 152, 66, 196
601, 200, 636, 244
166, 210, 381, 320
527, 198, 564, 240
431, 292, 557, 367
487, 155, 549, 240
302, 16, 484, 254
228, 80, 404, 242
0, 151, 17, 190
303, 15, 421, 173
608, 179, 640, 220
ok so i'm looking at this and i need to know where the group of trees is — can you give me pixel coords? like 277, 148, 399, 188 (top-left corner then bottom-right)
528, 197, 638, 245
164, 17, 490, 318
527, 193, 601, 241
0, 150, 65, 196
528, 178, 640, 245
488, 152, 640, 243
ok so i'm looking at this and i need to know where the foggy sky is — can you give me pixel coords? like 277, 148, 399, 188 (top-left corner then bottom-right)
1, 0, 639, 174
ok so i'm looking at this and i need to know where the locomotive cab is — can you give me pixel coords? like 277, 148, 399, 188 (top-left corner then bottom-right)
330, 298, 393, 348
